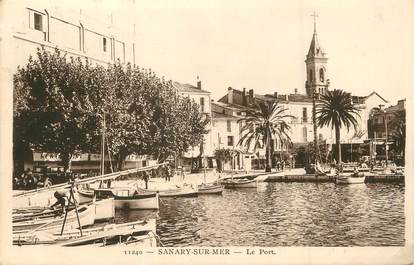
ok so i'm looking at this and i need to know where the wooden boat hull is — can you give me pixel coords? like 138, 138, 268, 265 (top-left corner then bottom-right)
13, 219, 157, 247
222, 179, 257, 188
13, 198, 114, 223
13, 188, 80, 209
77, 190, 94, 204
336, 174, 366, 185
197, 185, 223, 195
93, 198, 115, 221
157, 188, 198, 198
13, 204, 96, 233
114, 193, 159, 210
79, 188, 159, 210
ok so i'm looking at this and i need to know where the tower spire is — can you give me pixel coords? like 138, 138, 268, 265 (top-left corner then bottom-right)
311, 11, 318, 33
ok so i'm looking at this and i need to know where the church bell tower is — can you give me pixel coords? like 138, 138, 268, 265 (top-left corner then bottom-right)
305, 13, 330, 96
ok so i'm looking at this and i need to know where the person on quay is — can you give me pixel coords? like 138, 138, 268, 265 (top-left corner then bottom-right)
143, 171, 150, 189
166, 165, 172, 182
181, 167, 185, 181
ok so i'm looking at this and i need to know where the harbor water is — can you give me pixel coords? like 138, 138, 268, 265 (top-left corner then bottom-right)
115, 182, 405, 247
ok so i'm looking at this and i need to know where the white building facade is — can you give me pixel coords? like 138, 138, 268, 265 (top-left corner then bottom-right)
5, 0, 146, 172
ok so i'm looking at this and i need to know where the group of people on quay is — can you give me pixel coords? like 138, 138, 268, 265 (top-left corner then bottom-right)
13, 163, 178, 190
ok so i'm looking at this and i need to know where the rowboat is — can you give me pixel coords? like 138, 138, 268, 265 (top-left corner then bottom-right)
221, 178, 257, 188
13, 219, 157, 247
13, 198, 115, 222
336, 173, 366, 185
156, 186, 198, 198
78, 187, 159, 210
197, 183, 223, 195
13, 204, 96, 233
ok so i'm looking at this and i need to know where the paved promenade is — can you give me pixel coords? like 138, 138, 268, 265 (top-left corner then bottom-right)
132, 168, 307, 190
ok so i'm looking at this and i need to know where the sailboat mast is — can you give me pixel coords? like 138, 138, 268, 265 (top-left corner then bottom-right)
100, 113, 106, 176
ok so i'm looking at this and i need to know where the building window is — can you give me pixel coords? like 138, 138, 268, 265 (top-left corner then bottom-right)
309, 69, 313, 83
228, 136, 234, 146
319, 68, 324, 82
102, 37, 107, 52
34, 13, 43, 31
319, 133, 323, 141
302, 107, 308, 123
227, 120, 231, 132
200, 97, 204, 113
303, 127, 307, 142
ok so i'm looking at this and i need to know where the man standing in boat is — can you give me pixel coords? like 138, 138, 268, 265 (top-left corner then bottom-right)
50, 190, 69, 215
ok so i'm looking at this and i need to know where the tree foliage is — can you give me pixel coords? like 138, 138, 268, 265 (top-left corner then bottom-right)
14, 47, 208, 173
14, 48, 96, 170
214, 148, 234, 172
238, 100, 293, 172
316, 89, 360, 164
389, 109, 406, 160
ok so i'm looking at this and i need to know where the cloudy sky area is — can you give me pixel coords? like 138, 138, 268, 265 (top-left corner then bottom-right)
73, 0, 414, 103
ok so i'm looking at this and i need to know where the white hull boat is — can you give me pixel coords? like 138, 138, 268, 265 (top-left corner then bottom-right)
157, 187, 198, 198
14, 219, 157, 247
79, 187, 159, 210
13, 198, 114, 223
221, 179, 257, 188
336, 174, 366, 185
197, 184, 223, 195
13, 204, 96, 233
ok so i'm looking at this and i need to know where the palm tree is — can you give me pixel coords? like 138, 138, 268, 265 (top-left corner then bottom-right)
389, 110, 406, 162
238, 100, 293, 172
316, 89, 360, 164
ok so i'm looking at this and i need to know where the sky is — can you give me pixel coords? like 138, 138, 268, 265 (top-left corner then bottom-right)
56, 0, 414, 103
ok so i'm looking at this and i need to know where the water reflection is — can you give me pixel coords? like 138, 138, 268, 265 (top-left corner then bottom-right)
115, 183, 405, 247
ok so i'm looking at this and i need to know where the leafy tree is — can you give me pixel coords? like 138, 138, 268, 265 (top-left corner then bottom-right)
238, 100, 293, 172
214, 148, 233, 172
14, 48, 209, 174
14, 47, 97, 171
316, 89, 360, 164
389, 110, 405, 162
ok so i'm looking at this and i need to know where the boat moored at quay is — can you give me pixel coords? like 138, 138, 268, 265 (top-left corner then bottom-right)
197, 183, 223, 195
14, 219, 157, 247
78, 187, 159, 210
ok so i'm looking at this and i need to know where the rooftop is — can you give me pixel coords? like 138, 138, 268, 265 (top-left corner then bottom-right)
172, 81, 211, 94
212, 111, 239, 119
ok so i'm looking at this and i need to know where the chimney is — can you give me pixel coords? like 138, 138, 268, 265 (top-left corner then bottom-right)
248, 89, 254, 105
248, 89, 254, 98
242, 88, 247, 106
294, 88, 298, 94
228, 87, 233, 104
274, 92, 278, 98
196, 76, 201, 89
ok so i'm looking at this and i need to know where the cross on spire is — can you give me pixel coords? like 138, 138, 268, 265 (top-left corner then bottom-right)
311, 11, 318, 33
